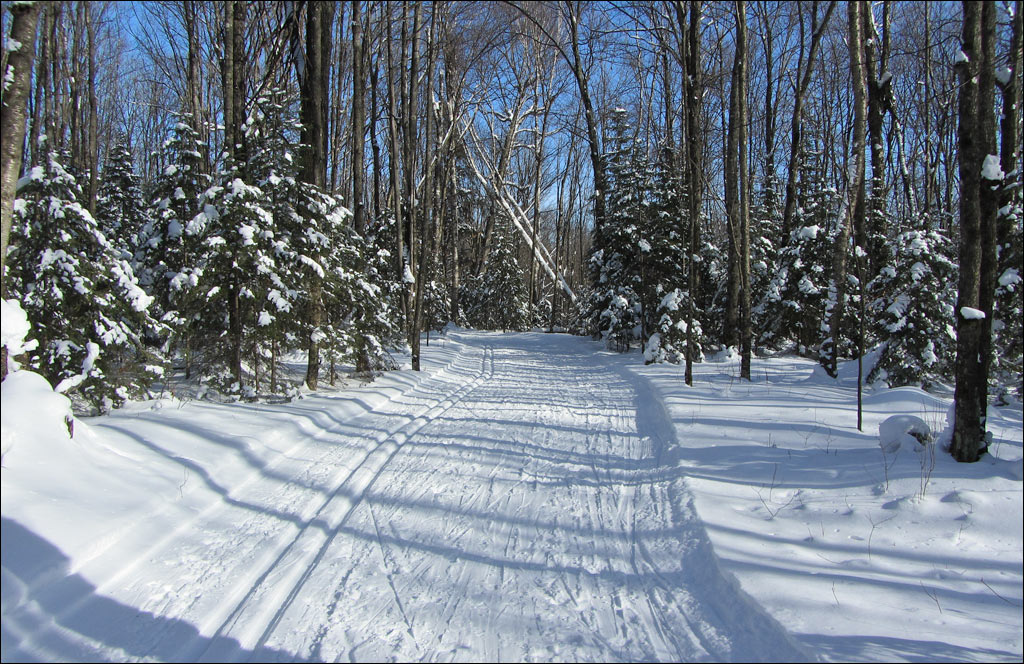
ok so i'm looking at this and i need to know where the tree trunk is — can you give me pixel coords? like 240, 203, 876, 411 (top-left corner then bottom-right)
0, 1, 41, 381
781, 1, 837, 238
352, 0, 371, 374
683, 0, 703, 387
951, 1, 991, 463
824, 0, 867, 379
86, 3, 99, 213
564, 3, 606, 236
404, 1, 422, 365
725, 1, 744, 352
863, 0, 891, 278
300, 1, 333, 390
736, 1, 752, 380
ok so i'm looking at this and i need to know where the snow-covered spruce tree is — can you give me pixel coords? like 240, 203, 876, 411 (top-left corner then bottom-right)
586, 108, 647, 351
364, 212, 406, 352
188, 156, 277, 393
345, 214, 401, 374
8, 151, 160, 413
866, 228, 957, 388
750, 174, 783, 336
423, 279, 451, 337
96, 137, 150, 262
642, 147, 704, 364
644, 288, 705, 365
472, 217, 530, 332
137, 115, 210, 376
993, 187, 1022, 398
755, 178, 837, 355
695, 236, 727, 346
324, 217, 400, 377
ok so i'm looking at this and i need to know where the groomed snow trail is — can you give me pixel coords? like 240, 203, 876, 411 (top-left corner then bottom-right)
5, 331, 807, 662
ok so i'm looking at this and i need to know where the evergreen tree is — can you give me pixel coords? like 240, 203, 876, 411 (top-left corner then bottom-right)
586, 108, 647, 350
642, 147, 705, 364
137, 115, 210, 376
867, 228, 957, 388
750, 175, 783, 342
9, 151, 160, 412
755, 187, 836, 354
467, 217, 529, 332
96, 137, 150, 262
993, 195, 1022, 398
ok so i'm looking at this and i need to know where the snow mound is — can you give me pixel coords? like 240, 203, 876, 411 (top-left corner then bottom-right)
878, 414, 933, 453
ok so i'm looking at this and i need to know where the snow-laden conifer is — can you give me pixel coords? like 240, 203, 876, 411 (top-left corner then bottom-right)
9, 150, 160, 412
867, 229, 957, 388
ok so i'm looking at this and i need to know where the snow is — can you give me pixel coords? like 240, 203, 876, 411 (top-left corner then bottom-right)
1, 299, 37, 371
954, 50, 969, 64
2, 331, 1021, 662
961, 306, 987, 320
982, 154, 1005, 181
797, 225, 820, 240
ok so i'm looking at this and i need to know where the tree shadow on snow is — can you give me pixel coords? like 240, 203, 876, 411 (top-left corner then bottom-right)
1, 517, 313, 663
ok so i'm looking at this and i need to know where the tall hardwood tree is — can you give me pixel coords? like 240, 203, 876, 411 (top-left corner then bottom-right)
725, 0, 752, 379
951, 1, 1000, 462
822, 0, 868, 380
297, 0, 335, 390
780, 0, 836, 239
1, 1, 42, 381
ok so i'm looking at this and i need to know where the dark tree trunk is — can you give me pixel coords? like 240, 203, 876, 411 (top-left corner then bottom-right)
683, 0, 703, 386
863, 0, 891, 278
951, 1, 992, 463
300, 1, 334, 390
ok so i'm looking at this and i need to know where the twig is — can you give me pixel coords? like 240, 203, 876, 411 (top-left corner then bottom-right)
831, 580, 840, 607
178, 467, 189, 499
920, 581, 943, 613
867, 513, 897, 561
981, 578, 1022, 607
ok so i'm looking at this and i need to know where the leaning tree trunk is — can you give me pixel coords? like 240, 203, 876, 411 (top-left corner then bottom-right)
0, 1, 41, 382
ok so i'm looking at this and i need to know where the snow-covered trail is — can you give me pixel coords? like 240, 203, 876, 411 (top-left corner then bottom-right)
3, 331, 807, 662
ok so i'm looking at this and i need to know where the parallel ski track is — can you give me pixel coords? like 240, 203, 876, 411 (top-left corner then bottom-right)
190, 344, 496, 661
33, 344, 494, 662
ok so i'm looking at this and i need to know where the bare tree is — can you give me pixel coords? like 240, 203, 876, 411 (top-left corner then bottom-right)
780, 0, 837, 239
821, 0, 867, 380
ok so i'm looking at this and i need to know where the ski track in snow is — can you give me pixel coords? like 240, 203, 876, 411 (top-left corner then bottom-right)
4, 332, 808, 663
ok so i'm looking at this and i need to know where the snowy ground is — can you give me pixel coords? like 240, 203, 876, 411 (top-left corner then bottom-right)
2, 330, 1021, 662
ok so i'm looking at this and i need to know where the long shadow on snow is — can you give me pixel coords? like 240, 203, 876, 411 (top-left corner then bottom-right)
1, 517, 313, 663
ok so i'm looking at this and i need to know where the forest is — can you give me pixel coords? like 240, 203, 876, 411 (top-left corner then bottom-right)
1, 0, 1021, 467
